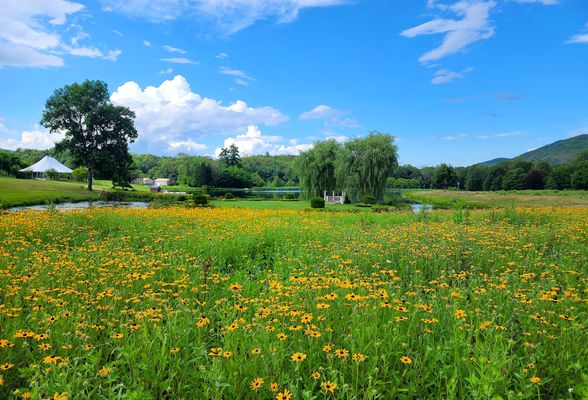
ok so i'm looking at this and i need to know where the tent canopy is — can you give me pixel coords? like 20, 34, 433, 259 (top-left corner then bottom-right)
20, 156, 73, 173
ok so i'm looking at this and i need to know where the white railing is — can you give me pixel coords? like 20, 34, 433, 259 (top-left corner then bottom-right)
323, 191, 346, 204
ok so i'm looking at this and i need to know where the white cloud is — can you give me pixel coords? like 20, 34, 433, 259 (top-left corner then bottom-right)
161, 57, 199, 64
0, 127, 64, 150
215, 52, 229, 59
567, 23, 588, 44
325, 135, 349, 143
401, 0, 496, 64
168, 139, 207, 152
299, 104, 360, 128
163, 44, 187, 54
431, 67, 474, 84
568, 127, 588, 138
300, 105, 343, 120
0, 0, 121, 68
112, 29, 123, 36
219, 66, 256, 85
159, 67, 174, 75
511, 0, 558, 4
100, 0, 350, 34
143, 40, 152, 46
61, 46, 123, 61
440, 130, 525, 141
215, 125, 312, 156
110, 75, 288, 151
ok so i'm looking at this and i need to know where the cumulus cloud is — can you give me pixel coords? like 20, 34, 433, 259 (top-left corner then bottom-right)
431, 67, 474, 84
100, 0, 350, 34
215, 125, 312, 157
401, 0, 496, 64
110, 75, 288, 151
0, 0, 122, 68
0, 126, 64, 150
168, 139, 207, 152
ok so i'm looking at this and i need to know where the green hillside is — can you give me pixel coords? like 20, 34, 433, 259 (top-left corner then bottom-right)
482, 134, 588, 165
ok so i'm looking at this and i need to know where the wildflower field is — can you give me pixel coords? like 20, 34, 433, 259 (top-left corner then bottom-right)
0, 207, 586, 399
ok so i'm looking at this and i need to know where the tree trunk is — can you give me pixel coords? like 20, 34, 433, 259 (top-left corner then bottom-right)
88, 170, 93, 191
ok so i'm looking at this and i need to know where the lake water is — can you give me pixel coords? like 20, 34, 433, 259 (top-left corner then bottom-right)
9, 201, 149, 211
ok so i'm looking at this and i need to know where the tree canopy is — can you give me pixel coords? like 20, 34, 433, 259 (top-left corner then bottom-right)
295, 133, 397, 201
336, 132, 398, 202
40, 80, 138, 190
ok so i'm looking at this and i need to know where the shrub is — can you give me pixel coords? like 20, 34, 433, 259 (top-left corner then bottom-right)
371, 205, 390, 213
310, 197, 325, 208
224, 192, 235, 200
193, 194, 209, 205
355, 203, 372, 208
72, 167, 88, 182
46, 169, 59, 180
283, 193, 297, 201
363, 195, 377, 205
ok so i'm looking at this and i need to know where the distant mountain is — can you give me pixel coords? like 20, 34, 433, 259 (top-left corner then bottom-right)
480, 134, 588, 165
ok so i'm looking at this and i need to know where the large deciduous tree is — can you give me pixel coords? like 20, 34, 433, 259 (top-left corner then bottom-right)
40, 80, 138, 191
336, 132, 398, 202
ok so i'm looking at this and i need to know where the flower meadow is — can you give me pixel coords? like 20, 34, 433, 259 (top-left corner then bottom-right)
0, 207, 586, 399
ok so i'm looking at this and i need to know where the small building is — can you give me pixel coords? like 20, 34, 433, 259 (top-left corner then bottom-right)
324, 191, 346, 205
154, 178, 171, 186
150, 183, 161, 193
19, 156, 73, 179
133, 177, 154, 185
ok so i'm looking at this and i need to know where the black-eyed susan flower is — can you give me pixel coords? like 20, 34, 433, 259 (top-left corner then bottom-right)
250, 377, 263, 391
321, 380, 337, 394
400, 356, 412, 364
276, 389, 292, 400
291, 352, 307, 362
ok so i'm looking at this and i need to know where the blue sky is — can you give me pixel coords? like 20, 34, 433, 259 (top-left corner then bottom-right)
0, 0, 586, 166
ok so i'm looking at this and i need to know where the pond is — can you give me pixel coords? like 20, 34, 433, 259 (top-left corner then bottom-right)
9, 201, 149, 212
204, 188, 302, 199
411, 203, 433, 213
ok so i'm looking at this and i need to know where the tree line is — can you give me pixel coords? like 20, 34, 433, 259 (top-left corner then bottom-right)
387, 150, 588, 190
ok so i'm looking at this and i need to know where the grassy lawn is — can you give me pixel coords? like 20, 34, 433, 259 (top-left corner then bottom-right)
0, 176, 100, 208
211, 199, 360, 211
405, 189, 588, 208
0, 177, 153, 208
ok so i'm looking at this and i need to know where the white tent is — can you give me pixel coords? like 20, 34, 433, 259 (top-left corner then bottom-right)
20, 156, 73, 178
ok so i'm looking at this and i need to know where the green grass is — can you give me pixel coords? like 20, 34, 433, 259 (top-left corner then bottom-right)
405, 189, 588, 208
0, 177, 153, 208
0, 177, 100, 208
211, 199, 360, 210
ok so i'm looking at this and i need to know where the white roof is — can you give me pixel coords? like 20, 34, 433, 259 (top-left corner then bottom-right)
20, 156, 73, 173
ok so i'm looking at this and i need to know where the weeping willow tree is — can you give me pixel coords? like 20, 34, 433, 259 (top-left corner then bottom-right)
336, 132, 398, 202
295, 139, 341, 199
